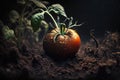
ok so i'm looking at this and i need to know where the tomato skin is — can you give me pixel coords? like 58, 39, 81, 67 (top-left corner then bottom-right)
43, 28, 81, 60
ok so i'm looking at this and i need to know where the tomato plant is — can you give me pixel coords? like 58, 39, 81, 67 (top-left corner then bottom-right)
31, 3, 82, 60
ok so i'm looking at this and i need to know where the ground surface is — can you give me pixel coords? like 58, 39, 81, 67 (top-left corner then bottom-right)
0, 32, 120, 80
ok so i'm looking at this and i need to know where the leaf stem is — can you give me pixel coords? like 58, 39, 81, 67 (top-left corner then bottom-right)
45, 11, 59, 29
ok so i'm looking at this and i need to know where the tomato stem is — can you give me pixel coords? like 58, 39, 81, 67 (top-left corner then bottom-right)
60, 23, 66, 35
45, 11, 59, 29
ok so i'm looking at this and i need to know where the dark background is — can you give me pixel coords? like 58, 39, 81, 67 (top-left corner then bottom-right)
0, 0, 120, 40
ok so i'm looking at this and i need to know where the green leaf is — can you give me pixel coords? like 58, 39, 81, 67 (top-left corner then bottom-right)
31, 12, 44, 32
40, 20, 49, 33
9, 10, 20, 23
30, 0, 47, 9
2, 26, 15, 40
48, 4, 67, 17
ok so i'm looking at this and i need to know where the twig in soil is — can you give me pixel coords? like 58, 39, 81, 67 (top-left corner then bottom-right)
90, 29, 99, 48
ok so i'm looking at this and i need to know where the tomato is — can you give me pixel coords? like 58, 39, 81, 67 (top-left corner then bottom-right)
43, 28, 81, 60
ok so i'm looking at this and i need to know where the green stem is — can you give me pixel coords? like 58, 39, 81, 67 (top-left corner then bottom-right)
45, 11, 59, 29
60, 25, 65, 35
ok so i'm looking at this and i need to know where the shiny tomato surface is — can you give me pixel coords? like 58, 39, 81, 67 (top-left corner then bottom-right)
43, 28, 81, 60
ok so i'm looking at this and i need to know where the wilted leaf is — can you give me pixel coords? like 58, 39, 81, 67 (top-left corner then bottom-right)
2, 26, 15, 39
9, 10, 20, 23
48, 4, 67, 17
31, 12, 44, 32
30, 0, 47, 9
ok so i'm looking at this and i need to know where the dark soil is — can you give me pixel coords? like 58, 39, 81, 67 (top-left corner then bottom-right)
0, 32, 120, 80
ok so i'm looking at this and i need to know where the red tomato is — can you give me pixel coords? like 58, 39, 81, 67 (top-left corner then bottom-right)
43, 28, 81, 60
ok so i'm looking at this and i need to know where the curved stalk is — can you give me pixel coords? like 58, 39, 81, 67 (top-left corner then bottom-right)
90, 30, 99, 48
45, 11, 59, 29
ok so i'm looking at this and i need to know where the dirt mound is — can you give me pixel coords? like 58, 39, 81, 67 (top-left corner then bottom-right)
0, 32, 120, 80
